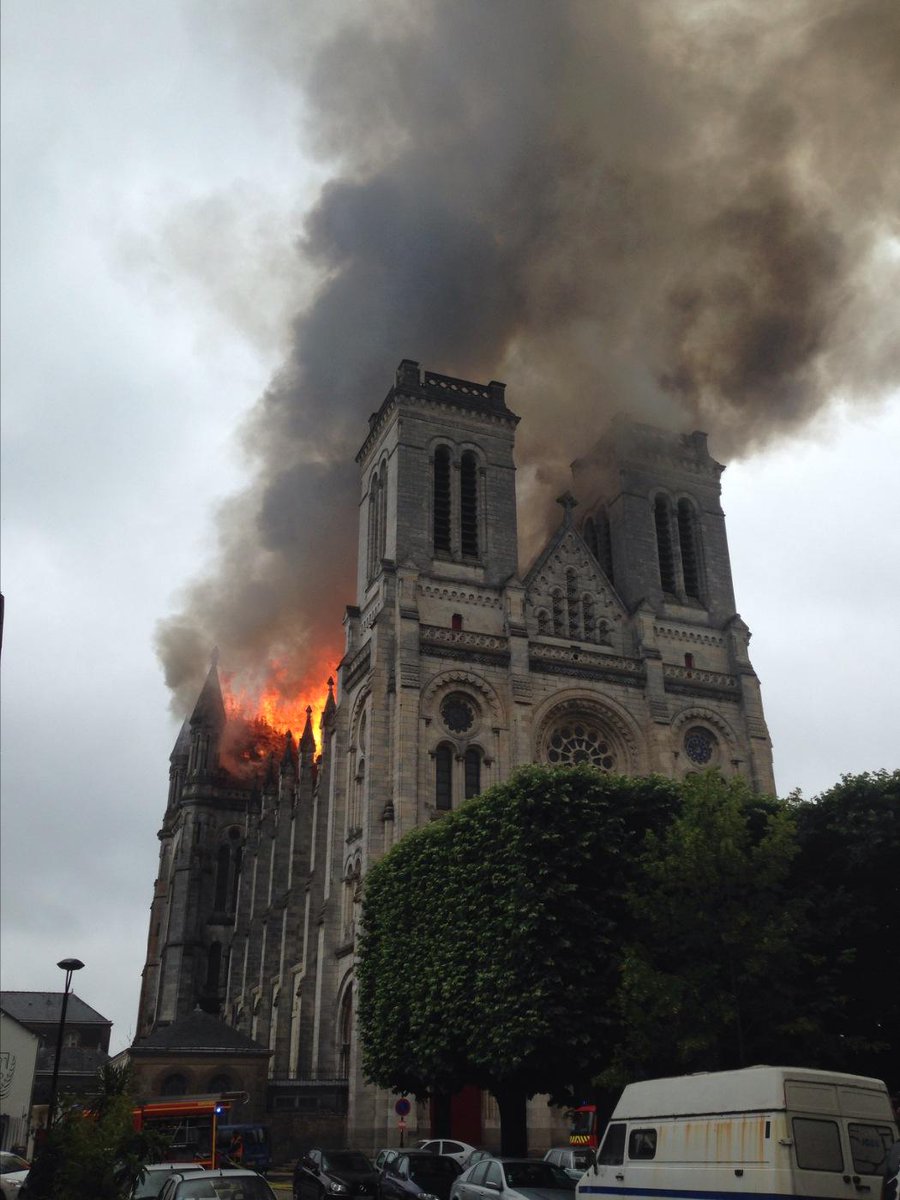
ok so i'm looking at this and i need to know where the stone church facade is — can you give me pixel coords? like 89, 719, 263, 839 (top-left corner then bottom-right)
135, 359, 774, 1152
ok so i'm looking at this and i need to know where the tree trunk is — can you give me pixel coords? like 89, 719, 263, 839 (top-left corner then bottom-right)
494, 1085, 528, 1156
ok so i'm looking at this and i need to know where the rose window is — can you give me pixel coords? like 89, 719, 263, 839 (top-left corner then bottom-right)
684, 726, 716, 765
546, 720, 617, 770
440, 693, 476, 734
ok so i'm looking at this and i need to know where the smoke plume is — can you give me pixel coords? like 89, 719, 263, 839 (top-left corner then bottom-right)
157, 0, 900, 712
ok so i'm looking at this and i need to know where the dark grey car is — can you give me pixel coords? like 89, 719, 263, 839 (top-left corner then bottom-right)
451, 1158, 575, 1200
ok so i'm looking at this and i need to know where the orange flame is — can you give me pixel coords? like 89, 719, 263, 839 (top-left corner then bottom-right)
221, 652, 338, 759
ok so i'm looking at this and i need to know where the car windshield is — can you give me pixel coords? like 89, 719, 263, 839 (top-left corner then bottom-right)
570, 1153, 592, 1171
504, 1163, 567, 1189
0, 1153, 30, 1172
177, 1179, 273, 1199
325, 1152, 373, 1172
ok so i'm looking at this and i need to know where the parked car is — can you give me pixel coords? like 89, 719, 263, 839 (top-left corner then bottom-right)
375, 1150, 401, 1172
157, 1168, 277, 1199
451, 1158, 575, 1200
131, 1162, 206, 1198
543, 1148, 594, 1180
416, 1141, 477, 1167
379, 1151, 461, 1200
294, 1150, 379, 1200
0, 1153, 29, 1200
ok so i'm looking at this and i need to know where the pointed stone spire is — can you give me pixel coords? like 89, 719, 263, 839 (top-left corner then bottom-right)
281, 729, 298, 775
263, 751, 278, 790
556, 491, 578, 527
300, 706, 316, 758
189, 649, 227, 731
322, 677, 336, 732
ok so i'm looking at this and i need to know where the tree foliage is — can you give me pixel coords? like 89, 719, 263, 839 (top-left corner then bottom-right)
357, 766, 682, 1147
789, 770, 900, 1088
601, 773, 811, 1083
26, 1063, 167, 1200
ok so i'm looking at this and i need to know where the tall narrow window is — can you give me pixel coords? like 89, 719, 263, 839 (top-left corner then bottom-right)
206, 942, 222, 991
583, 594, 596, 639
214, 844, 230, 911
338, 990, 353, 1080
678, 499, 701, 599
460, 451, 479, 557
464, 748, 482, 799
551, 590, 564, 636
536, 609, 550, 635
230, 846, 242, 913
433, 447, 452, 553
654, 496, 676, 593
596, 507, 614, 582
566, 568, 581, 638
435, 745, 453, 810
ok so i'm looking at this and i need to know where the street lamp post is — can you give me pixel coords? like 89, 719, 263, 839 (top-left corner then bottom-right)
46, 957, 84, 1129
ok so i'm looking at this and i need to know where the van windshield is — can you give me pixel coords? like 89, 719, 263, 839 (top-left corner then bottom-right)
597, 1124, 626, 1166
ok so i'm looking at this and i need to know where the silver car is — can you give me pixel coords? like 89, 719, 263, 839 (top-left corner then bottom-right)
542, 1149, 594, 1181
451, 1158, 575, 1200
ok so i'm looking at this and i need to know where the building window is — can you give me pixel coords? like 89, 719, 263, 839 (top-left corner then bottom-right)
546, 719, 617, 771
654, 496, 676, 593
464, 748, 482, 799
367, 467, 387, 581
684, 726, 717, 766
566, 568, 581, 638
460, 451, 479, 557
161, 1073, 188, 1096
441, 693, 476, 735
678, 499, 701, 599
435, 745, 453, 810
433, 446, 452, 553
551, 589, 564, 636
536, 608, 550, 635
451, 612, 463, 631
585, 509, 614, 582
338, 990, 353, 1080
208, 1073, 232, 1094
583, 593, 595, 640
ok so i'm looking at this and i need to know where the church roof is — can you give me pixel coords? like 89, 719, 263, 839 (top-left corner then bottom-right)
130, 1009, 269, 1057
0, 991, 112, 1027
189, 656, 227, 729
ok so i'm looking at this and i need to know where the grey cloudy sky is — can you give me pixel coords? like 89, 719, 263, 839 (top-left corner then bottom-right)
1, 0, 898, 1056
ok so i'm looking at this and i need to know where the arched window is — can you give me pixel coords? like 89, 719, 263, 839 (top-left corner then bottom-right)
551, 589, 565, 636
352, 758, 365, 830
566, 568, 581, 638
536, 609, 550, 636
207, 1073, 232, 1094
460, 451, 479, 557
367, 468, 384, 581
595, 507, 614, 582
464, 748, 482, 799
230, 845, 242, 913
435, 745, 453, 810
433, 446, 452, 553
678, 499, 701, 599
654, 496, 676, 593
161, 1073, 188, 1096
545, 716, 618, 771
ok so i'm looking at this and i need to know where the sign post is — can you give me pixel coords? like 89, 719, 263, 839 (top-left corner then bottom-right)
395, 1097, 411, 1148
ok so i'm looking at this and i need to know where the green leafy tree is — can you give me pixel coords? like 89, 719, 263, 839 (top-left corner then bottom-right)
26, 1063, 167, 1200
357, 765, 682, 1153
601, 773, 810, 1084
790, 770, 900, 1089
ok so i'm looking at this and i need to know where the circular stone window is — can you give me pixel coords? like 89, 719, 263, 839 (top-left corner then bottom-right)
440, 692, 477, 735
684, 726, 716, 765
546, 719, 617, 771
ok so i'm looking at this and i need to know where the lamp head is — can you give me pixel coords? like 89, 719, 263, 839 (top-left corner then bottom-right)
57, 958, 85, 972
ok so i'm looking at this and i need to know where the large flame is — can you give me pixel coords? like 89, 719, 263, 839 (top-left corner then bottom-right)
220, 650, 339, 775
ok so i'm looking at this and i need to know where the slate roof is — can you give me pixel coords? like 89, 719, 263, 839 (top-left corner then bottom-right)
130, 1009, 269, 1056
0, 991, 111, 1027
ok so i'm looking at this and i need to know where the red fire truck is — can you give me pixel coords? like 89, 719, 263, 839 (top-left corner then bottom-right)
132, 1096, 232, 1168
568, 1103, 600, 1148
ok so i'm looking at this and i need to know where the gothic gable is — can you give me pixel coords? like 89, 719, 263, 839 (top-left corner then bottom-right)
524, 521, 627, 650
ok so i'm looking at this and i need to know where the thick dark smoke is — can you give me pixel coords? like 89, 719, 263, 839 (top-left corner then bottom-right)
157, 0, 900, 712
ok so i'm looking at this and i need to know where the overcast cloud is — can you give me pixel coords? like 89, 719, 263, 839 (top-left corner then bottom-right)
1, 0, 898, 1055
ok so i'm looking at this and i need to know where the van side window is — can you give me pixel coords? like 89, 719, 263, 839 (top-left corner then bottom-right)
598, 1123, 626, 1165
793, 1118, 844, 1172
628, 1129, 658, 1160
849, 1124, 896, 1175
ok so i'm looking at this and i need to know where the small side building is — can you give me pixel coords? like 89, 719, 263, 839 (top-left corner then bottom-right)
0, 1008, 40, 1154
0, 991, 111, 1134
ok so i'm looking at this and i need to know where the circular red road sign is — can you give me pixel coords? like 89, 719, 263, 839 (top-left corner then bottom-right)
395, 1097, 411, 1117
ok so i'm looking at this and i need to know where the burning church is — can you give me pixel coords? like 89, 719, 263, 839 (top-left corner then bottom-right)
133, 358, 773, 1151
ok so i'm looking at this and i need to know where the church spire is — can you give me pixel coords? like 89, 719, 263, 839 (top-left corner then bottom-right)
281, 729, 298, 775
300, 706, 316, 758
189, 649, 226, 731
322, 677, 336, 733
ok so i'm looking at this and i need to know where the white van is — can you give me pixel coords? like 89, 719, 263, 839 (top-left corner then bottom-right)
577, 1066, 897, 1200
